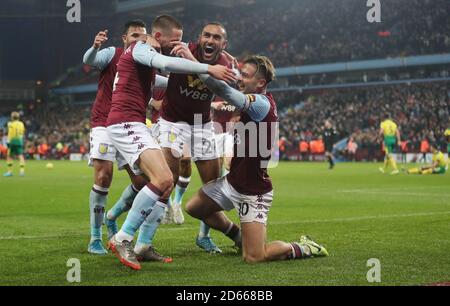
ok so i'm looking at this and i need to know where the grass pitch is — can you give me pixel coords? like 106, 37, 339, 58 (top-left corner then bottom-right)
0, 161, 449, 286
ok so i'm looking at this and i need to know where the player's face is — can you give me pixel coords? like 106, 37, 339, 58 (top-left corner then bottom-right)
238, 63, 266, 94
122, 26, 147, 49
155, 28, 183, 56
198, 25, 227, 64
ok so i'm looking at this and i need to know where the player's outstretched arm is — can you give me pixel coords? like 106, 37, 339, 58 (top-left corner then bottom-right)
132, 41, 236, 83
198, 75, 270, 122
83, 30, 115, 70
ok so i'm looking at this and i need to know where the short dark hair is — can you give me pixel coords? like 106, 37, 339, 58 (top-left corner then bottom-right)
123, 19, 147, 35
243, 55, 276, 84
152, 15, 183, 33
202, 22, 227, 39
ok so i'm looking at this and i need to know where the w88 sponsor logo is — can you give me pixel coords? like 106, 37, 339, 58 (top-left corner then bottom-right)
179, 86, 211, 101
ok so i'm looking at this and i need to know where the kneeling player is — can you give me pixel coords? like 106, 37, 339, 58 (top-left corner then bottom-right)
181, 54, 328, 263
404, 142, 447, 175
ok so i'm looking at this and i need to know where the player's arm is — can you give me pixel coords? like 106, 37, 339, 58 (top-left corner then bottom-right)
83, 30, 115, 70
396, 129, 401, 144
132, 41, 236, 83
198, 75, 270, 122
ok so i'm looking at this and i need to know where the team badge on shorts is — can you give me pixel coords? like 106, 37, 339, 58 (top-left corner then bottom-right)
169, 131, 177, 143
98, 143, 109, 154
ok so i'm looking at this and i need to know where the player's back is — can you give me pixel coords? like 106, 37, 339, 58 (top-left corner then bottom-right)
91, 47, 123, 128
8, 120, 25, 142
381, 119, 397, 136
107, 42, 156, 126
227, 93, 278, 195
161, 42, 232, 125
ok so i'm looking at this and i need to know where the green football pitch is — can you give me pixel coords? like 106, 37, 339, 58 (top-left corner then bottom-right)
0, 160, 449, 286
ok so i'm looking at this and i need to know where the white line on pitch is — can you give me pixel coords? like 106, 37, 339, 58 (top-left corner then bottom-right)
340, 189, 450, 198
1, 211, 449, 240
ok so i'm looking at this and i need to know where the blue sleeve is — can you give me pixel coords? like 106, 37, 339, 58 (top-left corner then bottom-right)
132, 41, 209, 74
199, 75, 270, 122
83, 47, 115, 70
154, 75, 168, 89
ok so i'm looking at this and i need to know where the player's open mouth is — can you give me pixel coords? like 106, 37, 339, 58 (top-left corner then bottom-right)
203, 45, 215, 57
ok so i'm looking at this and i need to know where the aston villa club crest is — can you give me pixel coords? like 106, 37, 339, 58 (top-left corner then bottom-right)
98, 143, 109, 154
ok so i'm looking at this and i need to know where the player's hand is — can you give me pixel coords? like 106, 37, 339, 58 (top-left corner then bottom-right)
149, 98, 163, 111
171, 42, 197, 62
93, 30, 108, 49
207, 65, 238, 83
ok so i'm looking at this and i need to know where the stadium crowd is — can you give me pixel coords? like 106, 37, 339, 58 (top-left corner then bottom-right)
181, 0, 450, 67
2, 0, 450, 161
2, 82, 448, 162
0, 104, 90, 160
276, 82, 450, 160
54, 0, 450, 89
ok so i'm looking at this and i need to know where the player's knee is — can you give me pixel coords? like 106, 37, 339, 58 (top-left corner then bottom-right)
185, 197, 202, 218
95, 170, 112, 188
153, 174, 173, 199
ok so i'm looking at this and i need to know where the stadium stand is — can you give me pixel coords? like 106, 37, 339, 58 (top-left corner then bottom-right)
2, 0, 449, 161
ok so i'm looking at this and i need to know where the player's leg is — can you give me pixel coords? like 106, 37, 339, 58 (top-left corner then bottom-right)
105, 163, 147, 240
195, 158, 223, 253
241, 224, 325, 263
159, 147, 181, 224
388, 143, 399, 174
325, 151, 334, 169
237, 193, 328, 263
3, 145, 14, 177
129, 159, 172, 262
190, 122, 223, 252
241, 222, 290, 262
18, 154, 25, 176
88, 159, 113, 255
156, 119, 187, 224
172, 155, 192, 224
87, 127, 118, 254
106, 123, 173, 269
109, 148, 173, 270
186, 183, 241, 248
407, 165, 428, 174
